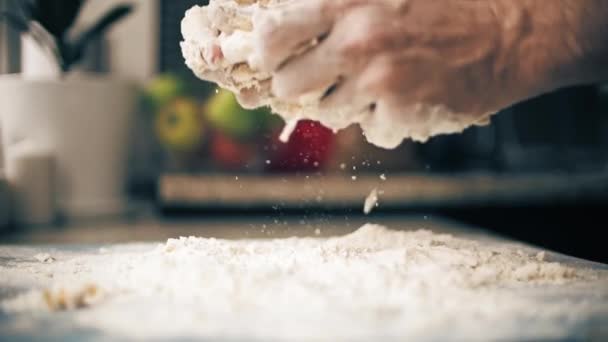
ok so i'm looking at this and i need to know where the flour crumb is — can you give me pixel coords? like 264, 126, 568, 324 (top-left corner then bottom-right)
43, 284, 103, 312
536, 251, 546, 262
363, 188, 379, 215
3, 284, 103, 314
34, 253, 55, 263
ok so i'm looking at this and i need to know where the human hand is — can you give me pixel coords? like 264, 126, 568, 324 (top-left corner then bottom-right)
253, 0, 608, 128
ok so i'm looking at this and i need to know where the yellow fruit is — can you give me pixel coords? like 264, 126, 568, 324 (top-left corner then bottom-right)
155, 98, 204, 151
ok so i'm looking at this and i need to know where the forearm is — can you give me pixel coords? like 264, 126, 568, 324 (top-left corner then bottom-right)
505, 0, 608, 93
560, 0, 608, 85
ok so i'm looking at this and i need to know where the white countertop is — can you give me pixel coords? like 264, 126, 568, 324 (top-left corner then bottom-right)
1, 216, 607, 341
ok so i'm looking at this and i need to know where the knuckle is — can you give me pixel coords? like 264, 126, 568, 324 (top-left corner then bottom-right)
334, 9, 382, 56
343, 29, 368, 47
334, 30, 376, 58
361, 59, 395, 92
257, 22, 280, 48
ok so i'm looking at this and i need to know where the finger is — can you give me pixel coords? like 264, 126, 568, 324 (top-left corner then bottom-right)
371, 97, 442, 145
368, 100, 437, 139
270, 3, 382, 100
360, 56, 486, 116
359, 55, 406, 99
236, 79, 272, 109
252, 0, 334, 72
359, 99, 409, 149
271, 34, 345, 100
319, 76, 374, 113
358, 51, 444, 106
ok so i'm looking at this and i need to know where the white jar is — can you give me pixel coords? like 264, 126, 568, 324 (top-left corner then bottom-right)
4, 143, 55, 226
0, 74, 137, 218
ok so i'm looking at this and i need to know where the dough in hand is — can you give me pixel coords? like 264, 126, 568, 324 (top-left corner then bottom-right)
181, 0, 494, 149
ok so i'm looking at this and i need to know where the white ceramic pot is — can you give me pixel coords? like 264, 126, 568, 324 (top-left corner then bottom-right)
21, 35, 62, 79
0, 74, 137, 218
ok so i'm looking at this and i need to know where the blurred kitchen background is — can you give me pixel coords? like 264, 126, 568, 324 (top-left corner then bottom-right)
1, 0, 607, 263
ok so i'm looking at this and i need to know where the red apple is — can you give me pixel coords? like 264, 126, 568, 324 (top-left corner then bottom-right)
210, 132, 256, 170
266, 120, 335, 172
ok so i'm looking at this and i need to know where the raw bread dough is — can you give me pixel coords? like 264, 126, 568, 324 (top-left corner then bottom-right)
181, 0, 494, 148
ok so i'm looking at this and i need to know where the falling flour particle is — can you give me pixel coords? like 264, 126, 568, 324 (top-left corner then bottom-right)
363, 188, 379, 215
380, 174, 387, 181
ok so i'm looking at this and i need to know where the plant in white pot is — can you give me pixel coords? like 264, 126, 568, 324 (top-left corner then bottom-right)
0, 0, 137, 220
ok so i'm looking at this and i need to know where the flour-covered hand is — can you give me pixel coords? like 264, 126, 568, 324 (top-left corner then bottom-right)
255, 0, 608, 121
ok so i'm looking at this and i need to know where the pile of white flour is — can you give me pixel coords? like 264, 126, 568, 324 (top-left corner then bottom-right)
1, 224, 607, 340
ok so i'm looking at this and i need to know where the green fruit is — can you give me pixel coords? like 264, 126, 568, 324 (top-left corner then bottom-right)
259, 108, 283, 131
205, 89, 268, 140
155, 98, 204, 151
144, 74, 186, 111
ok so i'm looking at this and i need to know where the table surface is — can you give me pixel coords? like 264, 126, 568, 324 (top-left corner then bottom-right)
1, 216, 607, 341
159, 172, 608, 209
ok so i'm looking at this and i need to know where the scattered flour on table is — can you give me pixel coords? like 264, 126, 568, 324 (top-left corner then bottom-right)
1, 224, 607, 341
